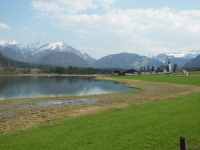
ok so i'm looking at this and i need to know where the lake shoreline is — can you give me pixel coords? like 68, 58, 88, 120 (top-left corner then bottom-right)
0, 74, 109, 77
1, 76, 200, 133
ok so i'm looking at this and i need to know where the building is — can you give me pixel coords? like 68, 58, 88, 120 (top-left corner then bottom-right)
182, 70, 188, 75
155, 70, 164, 74
123, 69, 139, 76
140, 70, 151, 75
113, 69, 139, 76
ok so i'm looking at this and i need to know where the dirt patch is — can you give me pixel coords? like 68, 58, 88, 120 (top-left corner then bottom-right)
1, 76, 200, 133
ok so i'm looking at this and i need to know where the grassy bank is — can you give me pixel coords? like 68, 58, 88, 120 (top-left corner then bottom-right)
110, 75, 200, 86
1, 92, 200, 149
173, 71, 200, 75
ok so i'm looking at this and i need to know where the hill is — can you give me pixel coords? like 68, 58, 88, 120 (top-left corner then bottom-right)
0, 52, 15, 67
182, 54, 200, 68
92, 52, 165, 69
0, 46, 35, 63
34, 52, 91, 67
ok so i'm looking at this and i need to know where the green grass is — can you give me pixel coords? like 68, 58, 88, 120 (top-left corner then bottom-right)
110, 75, 200, 86
172, 72, 183, 75
1, 93, 200, 149
173, 71, 200, 75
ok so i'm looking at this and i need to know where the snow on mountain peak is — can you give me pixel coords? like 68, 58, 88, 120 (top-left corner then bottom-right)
165, 50, 200, 58
80, 51, 84, 55
54, 42, 64, 45
8, 40, 19, 45
0, 40, 7, 45
40, 42, 69, 51
0, 40, 19, 46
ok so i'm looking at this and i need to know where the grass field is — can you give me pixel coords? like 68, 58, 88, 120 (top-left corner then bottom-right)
173, 71, 200, 75
0, 75, 200, 149
110, 75, 200, 86
0, 93, 200, 149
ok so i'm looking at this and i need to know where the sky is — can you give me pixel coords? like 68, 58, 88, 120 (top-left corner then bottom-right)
0, 0, 200, 59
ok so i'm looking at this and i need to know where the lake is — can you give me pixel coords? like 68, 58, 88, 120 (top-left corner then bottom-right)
0, 76, 139, 100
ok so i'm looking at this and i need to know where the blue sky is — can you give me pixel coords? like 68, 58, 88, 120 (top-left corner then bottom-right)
0, 0, 200, 59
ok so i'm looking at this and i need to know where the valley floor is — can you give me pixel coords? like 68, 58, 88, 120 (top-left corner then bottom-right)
0, 75, 200, 149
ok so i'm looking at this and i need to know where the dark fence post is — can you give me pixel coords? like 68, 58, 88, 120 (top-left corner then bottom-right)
180, 137, 188, 150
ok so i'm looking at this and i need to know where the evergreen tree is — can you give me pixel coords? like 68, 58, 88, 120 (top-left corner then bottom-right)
151, 66, 155, 71
147, 65, 150, 70
172, 63, 178, 72
143, 66, 146, 71
157, 66, 160, 70
140, 67, 143, 70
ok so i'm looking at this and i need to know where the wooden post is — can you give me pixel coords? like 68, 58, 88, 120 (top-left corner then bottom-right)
180, 137, 188, 150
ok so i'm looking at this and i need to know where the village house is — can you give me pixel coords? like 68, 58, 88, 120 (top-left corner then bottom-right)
140, 70, 151, 75
123, 69, 139, 76
113, 69, 139, 76
155, 70, 164, 74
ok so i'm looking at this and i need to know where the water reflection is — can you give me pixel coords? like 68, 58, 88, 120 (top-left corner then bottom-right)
0, 76, 139, 100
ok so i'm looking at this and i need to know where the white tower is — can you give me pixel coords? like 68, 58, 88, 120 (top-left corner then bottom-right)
168, 58, 171, 72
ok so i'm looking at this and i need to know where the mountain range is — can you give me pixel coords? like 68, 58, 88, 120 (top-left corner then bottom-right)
150, 50, 200, 67
0, 40, 96, 64
0, 46, 35, 63
182, 55, 200, 68
34, 52, 90, 67
0, 40, 200, 69
92, 52, 165, 69
0, 52, 15, 67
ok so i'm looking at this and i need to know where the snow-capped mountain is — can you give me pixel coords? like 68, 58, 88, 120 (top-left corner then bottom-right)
151, 50, 200, 67
0, 40, 96, 64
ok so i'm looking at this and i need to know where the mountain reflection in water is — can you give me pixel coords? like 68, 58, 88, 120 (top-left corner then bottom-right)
0, 76, 139, 100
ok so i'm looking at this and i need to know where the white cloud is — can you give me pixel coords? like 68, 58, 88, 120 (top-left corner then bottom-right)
41, 32, 48, 36
0, 23, 10, 29
96, 0, 118, 10
21, 26, 30, 30
59, 0, 97, 14
32, 0, 97, 14
31, 1, 64, 13
31, 1, 200, 58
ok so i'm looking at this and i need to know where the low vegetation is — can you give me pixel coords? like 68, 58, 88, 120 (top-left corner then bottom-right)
1, 92, 200, 149
173, 71, 200, 75
110, 74, 200, 86
0, 75, 200, 149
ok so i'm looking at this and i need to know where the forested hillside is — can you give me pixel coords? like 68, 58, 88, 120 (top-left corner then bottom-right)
0, 52, 122, 75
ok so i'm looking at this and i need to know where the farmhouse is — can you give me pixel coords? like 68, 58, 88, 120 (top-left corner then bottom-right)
155, 70, 164, 74
140, 70, 151, 75
123, 69, 139, 76
113, 69, 139, 76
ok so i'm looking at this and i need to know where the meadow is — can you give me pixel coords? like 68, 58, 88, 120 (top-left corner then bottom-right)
0, 75, 200, 149
110, 74, 200, 86
172, 71, 200, 76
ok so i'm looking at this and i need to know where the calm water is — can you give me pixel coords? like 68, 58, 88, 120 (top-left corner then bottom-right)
0, 76, 138, 100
